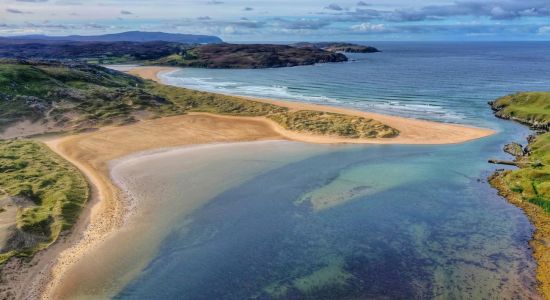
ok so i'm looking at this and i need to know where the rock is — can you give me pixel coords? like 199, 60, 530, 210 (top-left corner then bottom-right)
503, 142, 525, 157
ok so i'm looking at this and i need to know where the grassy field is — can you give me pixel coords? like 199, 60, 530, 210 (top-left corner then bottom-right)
491, 92, 550, 212
0, 140, 88, 264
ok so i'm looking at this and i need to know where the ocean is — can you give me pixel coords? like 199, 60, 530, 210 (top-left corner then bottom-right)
107, 42, 549, 299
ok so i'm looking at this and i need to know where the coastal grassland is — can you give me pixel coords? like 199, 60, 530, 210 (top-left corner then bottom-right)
146, 82, 287, 116
490, 92, 550, 212
489, 91, 550, 298
268, 110, 399, 138
491, 92, 550, 130
0, 140, 88, 264
496, 132, 550, 212
0, 59, 182, 131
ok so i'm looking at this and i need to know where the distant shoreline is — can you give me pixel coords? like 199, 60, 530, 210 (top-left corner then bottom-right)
36, 65, 496, 298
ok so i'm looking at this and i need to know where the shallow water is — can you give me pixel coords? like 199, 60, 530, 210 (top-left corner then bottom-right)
107, 42, 550, 299
56, 142, 326, 299
115, 128, 538, 299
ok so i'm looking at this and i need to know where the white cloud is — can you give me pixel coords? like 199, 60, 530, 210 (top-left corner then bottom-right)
351, 22, 386, 32
538, 26, 550, 34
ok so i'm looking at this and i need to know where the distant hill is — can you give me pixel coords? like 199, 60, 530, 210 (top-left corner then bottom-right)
152, 43, 348, 68
294, 42, 380, 53
7, 31, 222, 44
0, 41, 348, 68
0, 40, 189, 64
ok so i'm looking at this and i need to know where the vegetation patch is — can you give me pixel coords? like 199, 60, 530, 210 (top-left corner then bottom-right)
0, 59, 182, 131
147, 83, 287, 116
0, 140, 88, 264
494, 132, 550, 212
491, 92, 550, 130
490, 92, 550, 213
268, 110, 399, 138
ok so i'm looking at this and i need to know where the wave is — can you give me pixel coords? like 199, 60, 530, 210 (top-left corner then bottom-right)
160, 71, 466, 122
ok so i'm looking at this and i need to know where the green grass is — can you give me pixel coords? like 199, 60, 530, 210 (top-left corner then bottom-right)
492, 92, 550, 127
0, 59, 182, 130
147, 82, 287, 116
268, 110, 399, 138
0, 140, 88, 264
493, 92, 550, 213
499, 132, 550, 213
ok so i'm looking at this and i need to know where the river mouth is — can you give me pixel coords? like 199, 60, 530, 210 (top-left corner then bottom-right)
76, 132, 537, 299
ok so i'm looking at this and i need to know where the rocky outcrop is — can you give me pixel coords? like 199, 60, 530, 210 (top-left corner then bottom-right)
489, 99, 550, 132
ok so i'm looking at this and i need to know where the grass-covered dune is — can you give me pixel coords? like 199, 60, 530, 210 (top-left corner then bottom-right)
268, 110, 398, 138
0, 140, 88, 264
0, 58, 181, 131
0, 59, 398, 139
489, 91, 550, 298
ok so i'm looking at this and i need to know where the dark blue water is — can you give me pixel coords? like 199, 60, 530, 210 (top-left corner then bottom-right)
116, 42, 550, 299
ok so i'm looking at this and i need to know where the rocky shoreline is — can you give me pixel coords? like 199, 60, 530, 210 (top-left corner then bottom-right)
489, 97, 550, 299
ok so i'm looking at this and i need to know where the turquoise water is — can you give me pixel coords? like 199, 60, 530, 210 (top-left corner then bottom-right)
116, 42, 550, 299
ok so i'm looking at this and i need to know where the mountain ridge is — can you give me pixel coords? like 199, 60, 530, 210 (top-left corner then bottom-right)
6, 31, 222, 44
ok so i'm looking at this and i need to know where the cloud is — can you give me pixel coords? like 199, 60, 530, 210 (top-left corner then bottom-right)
538, 26, 550, 34
120, 10, 133, 15
351, 22, 387, 32
6, 8, 25, 14
274, 18, 332, 30
206, 0, 224, 4
324, 3, 343, 11
243, 7, 254, 11
16, 0, 48, 2
356, 1, 369, 6
197, 16, 211, 20
367, 0, 550, 22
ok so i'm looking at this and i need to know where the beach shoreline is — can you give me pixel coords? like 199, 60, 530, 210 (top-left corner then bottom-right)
28, 66, 497, 299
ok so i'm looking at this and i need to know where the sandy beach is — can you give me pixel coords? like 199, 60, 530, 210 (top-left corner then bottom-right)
29, 66, 497, 299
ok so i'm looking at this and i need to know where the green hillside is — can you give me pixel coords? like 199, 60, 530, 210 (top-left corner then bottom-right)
491, 92, 550, 212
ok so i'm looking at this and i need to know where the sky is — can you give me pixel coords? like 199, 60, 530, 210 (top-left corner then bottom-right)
1, 0, 550, 41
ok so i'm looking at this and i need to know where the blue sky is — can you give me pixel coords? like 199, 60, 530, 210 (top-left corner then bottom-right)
1, 0, 550, 41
